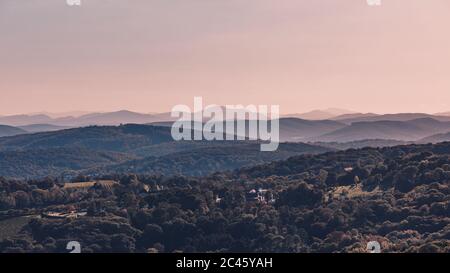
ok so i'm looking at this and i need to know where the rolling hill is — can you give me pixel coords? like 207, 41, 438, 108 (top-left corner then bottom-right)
2, 141, 450, 253
0, 147, 135, 179
94, 142, 333, 177
3, 115, 450, 179
311, 118, 450, 142
310, 139, 409, 150
0, 125, 27, 137
278, 118, 347, 141
0, 114, 54, 126
0, 124, 174, 153
418, 132, 450, 144
0, 123, 333, 179
148, 118, 348, 142
336, 113, 450, 124
18, 124, 71, 133
332, 113, 380, 122
0, 111, 176, 127
52, 110, 165, 126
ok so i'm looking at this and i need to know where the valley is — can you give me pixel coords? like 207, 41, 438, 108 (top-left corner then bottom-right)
0, 110, 450, 253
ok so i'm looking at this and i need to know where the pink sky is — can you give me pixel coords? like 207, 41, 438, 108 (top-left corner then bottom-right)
1, 0, 450, 115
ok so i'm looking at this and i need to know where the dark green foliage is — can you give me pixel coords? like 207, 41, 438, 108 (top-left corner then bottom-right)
0, 142, 450, 253
0, 125, 331, 179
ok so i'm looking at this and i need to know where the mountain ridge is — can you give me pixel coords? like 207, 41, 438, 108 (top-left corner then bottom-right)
311, 118, 450, 142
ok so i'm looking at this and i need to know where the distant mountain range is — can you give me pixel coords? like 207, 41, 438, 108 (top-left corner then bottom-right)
0, 114, 55, 127
0, 110, 175, 127
284, 108, 356, 120
2, 109, 450, 126
333, 113, 450, 124
282, 113, 450, 143
2, 110, 450, 144
0, 108, 264, 127
309, 118, 450, 142
147, 116, 450, 143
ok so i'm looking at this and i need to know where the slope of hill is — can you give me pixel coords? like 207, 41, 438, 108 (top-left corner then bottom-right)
279, 118, 347, 141
0, 123, 335, 179
18, 124, 70, 133
95, 142, 333, 177
0, 114, 54, 126
311, 139, 409, 150
28, 111, 93, 118
149, 118, 348, 142
131, 140, 260, 158
312, 118, 450, 142
332, 113, 379, 123
234, 141, 450, 180
0, 124, 174, 153
418, 132, 450, 144
337, 113, 450, 124
0, 125, 27, 137
5, 117, 450, 179
0, 147, 135, 179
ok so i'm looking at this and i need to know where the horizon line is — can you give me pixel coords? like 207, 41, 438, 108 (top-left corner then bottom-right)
1, 108, 450, 118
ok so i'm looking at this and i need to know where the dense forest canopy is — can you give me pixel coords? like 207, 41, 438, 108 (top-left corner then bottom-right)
0, 124, 332, 179
0, 142, 449, 253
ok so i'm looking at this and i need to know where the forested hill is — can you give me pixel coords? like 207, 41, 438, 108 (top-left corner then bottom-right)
0, 124, 333, 179
235, 141, 450, 182
95, 142, 332, 177
0, 141, 449, 252
0, 124, 174, 152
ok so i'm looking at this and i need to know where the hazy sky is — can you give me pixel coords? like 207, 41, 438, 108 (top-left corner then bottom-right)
1, 0, 450, 115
